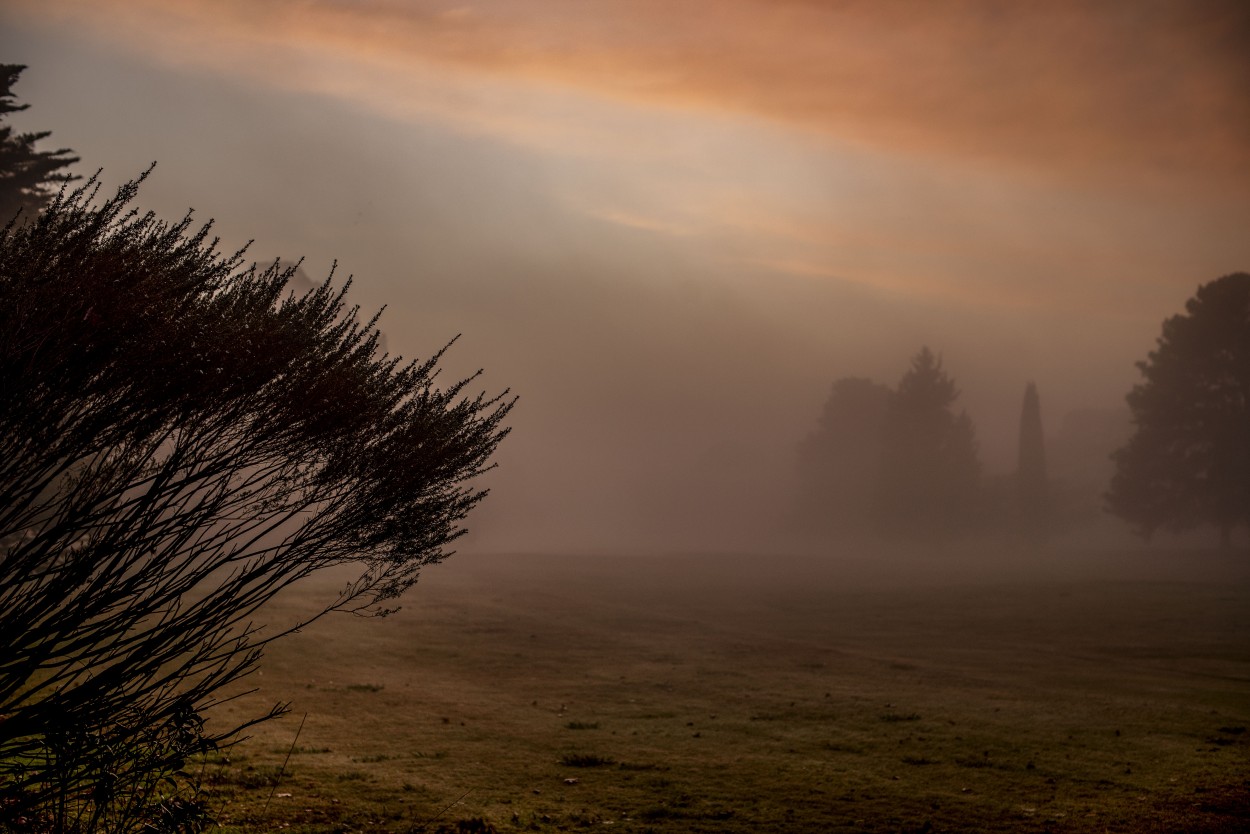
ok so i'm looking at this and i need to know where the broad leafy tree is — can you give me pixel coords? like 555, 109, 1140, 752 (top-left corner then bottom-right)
877, 347, 981, 535
795, 377, 891, 533
798, 349, 982, 540
1107, 272, 1250, 546
0, 64, 79, 221
0, 175, 512, 831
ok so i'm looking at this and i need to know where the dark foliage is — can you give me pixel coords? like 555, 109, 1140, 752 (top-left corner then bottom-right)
1015, 381, 1049, 535
0, 174, 512, 831
0, 64, 79, 222
796, 349, 981, 539
795, 376, 891, 533
1107, 272, 1250, 545
876, 348, 981, 536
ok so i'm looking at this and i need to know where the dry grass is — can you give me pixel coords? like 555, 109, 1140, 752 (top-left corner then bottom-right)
199, 548, 1250, 833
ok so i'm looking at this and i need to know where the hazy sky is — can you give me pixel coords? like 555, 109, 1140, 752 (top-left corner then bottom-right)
4, 0, 1248, 551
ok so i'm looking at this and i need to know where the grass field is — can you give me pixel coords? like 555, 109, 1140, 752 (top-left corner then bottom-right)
200, 547, 1250, 833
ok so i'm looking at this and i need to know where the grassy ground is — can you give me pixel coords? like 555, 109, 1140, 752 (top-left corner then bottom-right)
198, 548, 1250, 833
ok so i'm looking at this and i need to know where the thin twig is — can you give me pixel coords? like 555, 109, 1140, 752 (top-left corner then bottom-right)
263, 712, 306, 815
409, 787, 474, 833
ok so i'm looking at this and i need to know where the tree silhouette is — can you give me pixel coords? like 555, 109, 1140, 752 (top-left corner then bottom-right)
796, 377, 891, 533
1016, 381, 1048, 534
1107, 272, 1250, 546
0, 175, 512, 831
0, 64, 79, 221
877, 347, 980, 535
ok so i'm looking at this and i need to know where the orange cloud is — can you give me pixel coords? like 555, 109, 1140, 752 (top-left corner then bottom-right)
11, 0, 1249, 194
7, 0, 1247, 324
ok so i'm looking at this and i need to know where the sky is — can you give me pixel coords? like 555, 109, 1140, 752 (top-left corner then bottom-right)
3, 0, 1248, 552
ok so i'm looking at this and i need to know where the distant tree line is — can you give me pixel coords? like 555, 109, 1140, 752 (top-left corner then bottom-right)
796, 347, 985, 539
799, 273, 1249, 549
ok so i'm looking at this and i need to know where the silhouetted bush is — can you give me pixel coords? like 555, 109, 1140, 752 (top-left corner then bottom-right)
0, 174, 511, 831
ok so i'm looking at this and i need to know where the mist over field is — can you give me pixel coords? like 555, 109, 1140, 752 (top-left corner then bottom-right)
5, 1, 1249, 562
4, 4, 1250, 831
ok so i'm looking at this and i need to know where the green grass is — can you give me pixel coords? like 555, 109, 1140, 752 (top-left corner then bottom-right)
558, 752, 615, 768
197, 549, 1250, 833
345, 683, 385, 693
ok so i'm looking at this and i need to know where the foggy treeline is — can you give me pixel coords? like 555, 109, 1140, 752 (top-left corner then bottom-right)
792, 349, 1131, 549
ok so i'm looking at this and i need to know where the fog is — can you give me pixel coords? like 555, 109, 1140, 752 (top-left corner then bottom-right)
4, 1, 1248, 557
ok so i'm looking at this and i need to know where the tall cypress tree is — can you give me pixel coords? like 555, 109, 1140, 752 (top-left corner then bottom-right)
1016, 381, 1048, 532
